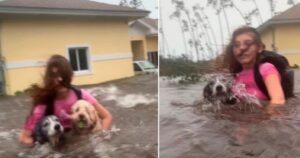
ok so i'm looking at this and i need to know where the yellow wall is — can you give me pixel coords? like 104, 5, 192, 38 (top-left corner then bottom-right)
284, 54, 300, 67
260, 28, 274, 50
260, 24, 300, 66
5, 67, 44, 94
130, 35, 147, 60
146, 36, 158, 52
72, 58, 134, 85
275, 24, 300, 50
1, 16, 134, 94
131, 40, 145, 60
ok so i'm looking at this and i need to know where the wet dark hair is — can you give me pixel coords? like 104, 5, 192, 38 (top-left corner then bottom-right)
30, 54, 73, 107
222, 26, 264, 73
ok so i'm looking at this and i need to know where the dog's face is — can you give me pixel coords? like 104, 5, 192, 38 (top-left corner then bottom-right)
203, 75, 232, 98
71, 100, 99, 132
41, 115, 64, 137
203, 74, 239, 106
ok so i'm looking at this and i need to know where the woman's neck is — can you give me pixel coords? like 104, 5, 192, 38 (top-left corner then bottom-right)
56, 87, 70, 100
242, 62, 255, 70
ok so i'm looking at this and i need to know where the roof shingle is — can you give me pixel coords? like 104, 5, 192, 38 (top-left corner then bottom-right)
0, 0, 146, 12
257, 3, 300, 32
0, 0, 149, 19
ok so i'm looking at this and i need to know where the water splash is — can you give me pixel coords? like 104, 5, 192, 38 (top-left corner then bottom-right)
232, 82, 262, 107
86, 85, 157, 108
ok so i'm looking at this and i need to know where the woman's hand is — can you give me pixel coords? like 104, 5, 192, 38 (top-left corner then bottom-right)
93, 102, 113, 130
265, 103, 283, 117
19, 130, 34, 147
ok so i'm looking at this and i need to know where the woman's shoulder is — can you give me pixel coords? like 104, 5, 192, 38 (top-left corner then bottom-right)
32, 104, 47, 114
79, 88, 98, 104
259, 62, 277, 72
259, 62, 279, 78
79, 88, 92, 96
79, 88, 95, 99
259, 62, 275, 69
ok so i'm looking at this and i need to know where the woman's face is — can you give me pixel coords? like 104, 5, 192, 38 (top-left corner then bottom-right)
233, 32, 262, 69
50, 67, 65, 90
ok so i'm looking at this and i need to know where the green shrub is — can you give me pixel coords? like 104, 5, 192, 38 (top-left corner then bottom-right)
160, 55, 211, 83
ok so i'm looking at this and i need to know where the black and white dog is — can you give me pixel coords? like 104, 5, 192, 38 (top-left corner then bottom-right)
33, 115, 64, 147
203, 75, 238, 111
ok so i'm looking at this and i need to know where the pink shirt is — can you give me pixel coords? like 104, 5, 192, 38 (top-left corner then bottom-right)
233, 62, 280, 100
24, 89, 98, 132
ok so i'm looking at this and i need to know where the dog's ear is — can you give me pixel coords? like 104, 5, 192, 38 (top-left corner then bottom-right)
203, 83, 212, 98
87, 105, 98, 124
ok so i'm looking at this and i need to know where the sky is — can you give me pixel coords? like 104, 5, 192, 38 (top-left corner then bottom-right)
160, 0, 299, 60
93, 0, 158, 18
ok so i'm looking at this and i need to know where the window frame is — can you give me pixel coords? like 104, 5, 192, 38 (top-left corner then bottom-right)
66, 45, 92, 76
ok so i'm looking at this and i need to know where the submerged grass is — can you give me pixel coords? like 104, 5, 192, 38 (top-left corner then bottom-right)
160, 55, 214, 83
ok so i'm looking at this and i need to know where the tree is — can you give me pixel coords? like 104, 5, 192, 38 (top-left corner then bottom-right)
287, 0, 296, 6
119, 0, 143, 9
129, 0, 142, 9
119, 0, 129, 7
170, 10, 190, 59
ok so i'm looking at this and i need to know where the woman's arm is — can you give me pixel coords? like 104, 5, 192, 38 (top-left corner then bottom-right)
264, 74, 285, 114
264, 74, 285, 104
81, 89, 113, 129
93, 102, 112, 130
19, 105, 45, 146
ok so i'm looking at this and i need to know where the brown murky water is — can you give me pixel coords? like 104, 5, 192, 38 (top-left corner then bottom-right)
0, 74, 158, 158
160, 69, 300, 158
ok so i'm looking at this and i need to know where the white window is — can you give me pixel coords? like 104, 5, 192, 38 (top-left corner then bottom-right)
68, 47, 90, 72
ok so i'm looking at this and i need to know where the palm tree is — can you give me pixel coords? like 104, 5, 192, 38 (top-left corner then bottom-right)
119, 0, 129, 6
171, 0, 201, 61
221, 0, 232, 37
287, 0, 296, 6
129, 0, 142, 9
170, 10, 191, 58
160, 4, 170, 57
193, 4, 216, 59
207, 0, 225, 50
268, 0, 276, 17
227, 1, 248, 25
252, 0, 263, 23
198, 5, 219, 58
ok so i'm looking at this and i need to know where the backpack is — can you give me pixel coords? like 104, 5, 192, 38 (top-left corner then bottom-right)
254, 50, 294, 100
45, 86, 82, 116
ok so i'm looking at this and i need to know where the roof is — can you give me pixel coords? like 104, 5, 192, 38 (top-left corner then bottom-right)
257, 3, 300, 32
141, 18, 158, 30
0, 0, 149, 19
130, 18, 158, 36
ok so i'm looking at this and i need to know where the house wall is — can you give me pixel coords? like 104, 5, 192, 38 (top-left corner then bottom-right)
130, 35, 147, 60
276, 24, 300, 66
1, 16, 134, 95
260, 28, 274, 50
131, 40, 145, 61
261, 24, 300, 66
146, 36, 158, 52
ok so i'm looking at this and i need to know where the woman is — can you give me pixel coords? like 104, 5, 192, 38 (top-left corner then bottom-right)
222, 26, 286, 114
19, 55, 112, 146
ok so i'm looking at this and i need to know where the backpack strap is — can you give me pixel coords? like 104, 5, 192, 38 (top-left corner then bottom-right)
44, 86, 82, 116
70, 85, 82, 100
254, 51, 294, 100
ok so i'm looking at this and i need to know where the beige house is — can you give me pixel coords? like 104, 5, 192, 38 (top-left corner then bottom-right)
129, 18, 158, 66
258, 3, 300, 67
0, 0, 149, 95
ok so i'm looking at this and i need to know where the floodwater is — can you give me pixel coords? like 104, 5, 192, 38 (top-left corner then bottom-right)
160, 70, 300, 158
0, 74, 158, 158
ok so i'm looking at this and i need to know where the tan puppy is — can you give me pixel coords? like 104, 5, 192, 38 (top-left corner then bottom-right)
71, 100, 102, 134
